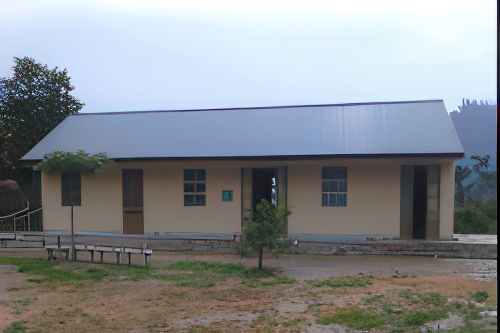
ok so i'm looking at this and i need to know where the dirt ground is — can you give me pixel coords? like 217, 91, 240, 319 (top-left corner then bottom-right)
0, 249, 497, 332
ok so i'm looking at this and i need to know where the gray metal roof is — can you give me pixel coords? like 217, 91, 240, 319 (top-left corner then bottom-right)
22, 100, 464, 160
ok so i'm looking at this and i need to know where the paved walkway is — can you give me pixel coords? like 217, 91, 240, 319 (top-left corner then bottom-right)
454, 234, 497, 244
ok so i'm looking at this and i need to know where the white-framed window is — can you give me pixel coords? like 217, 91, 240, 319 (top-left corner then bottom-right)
184, 169, 206, 206
322, 167, 347, 207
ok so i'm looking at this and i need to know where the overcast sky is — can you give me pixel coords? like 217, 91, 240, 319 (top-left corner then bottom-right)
1, 0, 497, 113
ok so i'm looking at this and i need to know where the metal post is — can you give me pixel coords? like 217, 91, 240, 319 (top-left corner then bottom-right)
71, 205, 75, 261
27, 201, 30, 232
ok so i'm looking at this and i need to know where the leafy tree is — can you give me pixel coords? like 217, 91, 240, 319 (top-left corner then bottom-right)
454, 200, 496, 234
455, 165, 472, 207
454, 155, 497, 234
38, 150, 107, 260
0, 56, 84, 195
470, 155, 490, 174
38, 150, 108, 174
236, 199, 290, 271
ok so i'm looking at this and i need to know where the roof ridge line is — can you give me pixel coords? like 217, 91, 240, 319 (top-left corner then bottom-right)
75, 99, 444, 116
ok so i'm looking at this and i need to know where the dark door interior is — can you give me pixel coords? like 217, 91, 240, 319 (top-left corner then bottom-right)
412, 166, 427, 239
122, 169, 144, 234
252, 168, 276, 212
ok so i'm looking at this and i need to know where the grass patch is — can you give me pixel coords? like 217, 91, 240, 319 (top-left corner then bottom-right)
0, 257, 152, 285
3, 321, 27, 333
260, 276, 297, 286
317, 307, 383, 330
470, 289, 489, 303
404, 308, 448, 326
242, 267, 275, 278
156, 261, 247, 287
419, 291, 447, 307
363, 294, 385, 304
241, 276, 297, 288
167, 261, 246, 274
281, 318, 306, 327
6, 287, 20, 291
160, 261, 289, 288
308, 275, 372, 288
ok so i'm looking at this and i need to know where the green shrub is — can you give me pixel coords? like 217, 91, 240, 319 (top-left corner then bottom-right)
236, 199, 291, 271
404, 308, 448, 326
454, 206, 496, 234
470, 290, 489, 303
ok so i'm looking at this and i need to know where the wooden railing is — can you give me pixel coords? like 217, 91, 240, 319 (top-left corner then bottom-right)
0, 202, 43, 232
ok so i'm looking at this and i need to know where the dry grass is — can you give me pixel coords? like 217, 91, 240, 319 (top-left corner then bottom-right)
0, 257, 497, 332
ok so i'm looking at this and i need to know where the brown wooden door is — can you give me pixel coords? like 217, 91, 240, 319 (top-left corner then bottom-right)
122, 169, 144, 234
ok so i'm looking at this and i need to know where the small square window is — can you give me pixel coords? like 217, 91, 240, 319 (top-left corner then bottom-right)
322, 167, 347, 207
184, 169, 206, 206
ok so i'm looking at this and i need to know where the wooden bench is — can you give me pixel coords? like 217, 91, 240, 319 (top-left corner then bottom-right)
45, 245, 70, 260
75, 245, 152, 266
0, 233, 16, 240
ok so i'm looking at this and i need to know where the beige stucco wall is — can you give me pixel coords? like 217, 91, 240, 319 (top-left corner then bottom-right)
144, 166, 241, 233
41, 157, 458, 239
287, 164, 401, 236
439, 161, 455, 239
42, 161, 242, 234
41, 163, 122, 233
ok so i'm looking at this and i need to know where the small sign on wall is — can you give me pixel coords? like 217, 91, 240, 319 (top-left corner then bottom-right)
222, 190, 233, 202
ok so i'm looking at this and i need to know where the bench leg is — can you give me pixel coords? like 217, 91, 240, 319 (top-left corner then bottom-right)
100, 251, 104, 263
144, 253, 150, 266
128, 253, 132, 265
74, 250, 77, 261
90, 250, 94, 261
115, 252, 121, 264
46, 249, 52, 261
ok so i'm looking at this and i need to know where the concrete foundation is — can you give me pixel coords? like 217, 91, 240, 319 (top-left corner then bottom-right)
0, 232, 496, 259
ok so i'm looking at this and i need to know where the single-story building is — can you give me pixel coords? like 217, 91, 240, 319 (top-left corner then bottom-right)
23, 100, 464, 242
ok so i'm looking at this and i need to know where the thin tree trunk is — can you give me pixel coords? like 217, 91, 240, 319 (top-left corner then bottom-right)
258, 245, 263, 271
71, 205, 75, 261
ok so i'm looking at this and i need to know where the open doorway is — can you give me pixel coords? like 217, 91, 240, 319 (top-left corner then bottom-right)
412, 166, 427, 239
400, 165, 440, 240
252, 168, 277, 212
241, 167, 287, 227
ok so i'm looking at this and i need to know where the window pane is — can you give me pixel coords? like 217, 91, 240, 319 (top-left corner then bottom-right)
62, 173, 81, 206
329, 170, 338, 179
328, 193, 337, 206
184, 195, 194, 206
133, 194, 143, 208
339, 180, 347, 192
329, 181, 338, 192
322, 193, 328, 206
322, 181, 329, 192
184, 183, 195, 192
196, 183, 206, 192
322, 168, 329, 180
338, 168, 347, 179
338, 194, 347, 206
184, 169, 195, 181
122, 172, 132, 195
196, 170, 206, 181
73, 188, 81, 206
123, 195, 133, 207
196, 195, 206, 205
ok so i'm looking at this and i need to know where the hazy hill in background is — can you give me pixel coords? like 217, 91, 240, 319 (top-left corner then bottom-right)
450, 99, 497, 170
